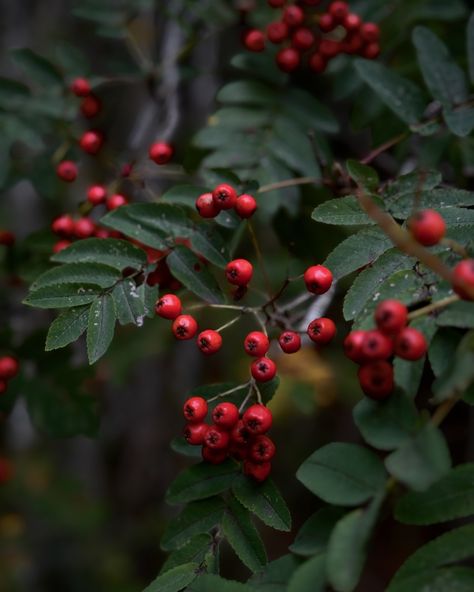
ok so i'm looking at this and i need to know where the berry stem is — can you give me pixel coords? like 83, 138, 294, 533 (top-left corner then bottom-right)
238, 385, 254, 414
51, 140, 71, 165
252, 380, 263, 405
431, 395, 462, 427
215, 315, 242, 333
125, 25, 153, 72
407, 294, 460, 321
360, 132, 409, 165
440, 237, 469, 258
207, 382, 250, 403
257, 176, 318, 194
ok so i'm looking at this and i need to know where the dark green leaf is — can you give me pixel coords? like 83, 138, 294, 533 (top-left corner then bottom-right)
191, 226, 230, 268
249, 555, 300, 592
31, 262, 121, 290
312, 196, 374, 227
160, 534, 212, 575
432, 330, 474, 402
188, 574, 258, 592
436, 301, 474, 328
170, 436, 202, 459
287, 554, 326, 592
468, 12, 474, 84
45, 306, 90, 351
429, 328, 460, 377
346, 160, 379, 191
217, 80, 275, 106
112, 280, 146, 326
282, 88, 339, 134
289, 506, 345, 557
389, 567, 474, 592
161, 185, 209, 207
142, 562, 198, 592
268, 117, 320, 178
51, 238, 146, 271
11, 48, 63, 87
24, 284, 102, 308
86, 294, 116, 364
0, 77, 30, 108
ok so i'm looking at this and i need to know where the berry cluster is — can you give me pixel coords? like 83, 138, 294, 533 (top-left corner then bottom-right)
0, 356, 19, 395
196, 183, 257, 220
344, 300, 427, 400
244, 1, 380, 74
183, 396, 274, 481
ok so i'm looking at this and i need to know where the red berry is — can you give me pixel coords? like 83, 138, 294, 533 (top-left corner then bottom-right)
0, 356, 19, 380
244, 29, 265, 52
251, 357, 277, 382
360, 22, 380, 43
307, 317, 336, 345
409, 209, 446, 247
0, 380, 7, 395
53, 240, 72, 253
292, 27, 315, 50
71, 78, 91, 97
183, 396, 208, 423
328, 1, 349, 21
94, 228, 111, 239
362, 43, 380, 60
197, 330, 223, 355
231, 420, 251, 445
343, 33, 364, 54
319, 13, 335, 32
309, 53, 327, 73
278, 331, 301, 354
172, 314, 198, 340
52, 214, 75, 237
204, 425, 230, 450
0, 231, 15, 247
229, 443, 249, 461
242, 404, 273, 435
235, 194, 257, 219
394, 327, 427, 361
155, 294, 182, 320
80, 94, 101, 118
267, 21, 289, 44
196, 193, 220, 218
244, 331, 270, 357
249, 435, 276, 462
74, 217, 95, 239
360, 330, 393, 361
212, 402, 239, 430
344, 13, 362, 31
319, 39, 342, 58
56, 160, 78, 182
106, 194, 128, 210
268, 0, 286, 7
79, 130, 103, 155
358, 361, 394, 400
226, 259, 253, 286
375, 299, 408, 335
276, 48, 300, 72
452, 259, 474, 300
183, 422, 208, 445
0, 458, 13, 485
343, 330, 368, 364
283, 5, 304, 27
304, 265, 333, 295
87, 185, 107, 206
212, 183, 237, 210
149, 141, 174, 165
202, 445, 228, 464
244, 460, 271, 482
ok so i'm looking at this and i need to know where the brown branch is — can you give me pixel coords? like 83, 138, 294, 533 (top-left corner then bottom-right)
408, 294, 460, 321
361, 132, 409, 165
257, 176, 318, 194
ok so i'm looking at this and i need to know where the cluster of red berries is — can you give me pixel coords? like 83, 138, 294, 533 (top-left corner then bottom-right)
244, 1, 380, 74
0, 356, 19, 395
344, 300, 427, 400
183, 396, 274, 481
195, 184, 257, 220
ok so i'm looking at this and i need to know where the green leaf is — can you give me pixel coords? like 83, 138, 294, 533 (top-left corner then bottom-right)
31, 262, 121, 291
112, 280, 146, 326
296, 442, 387, 506
142, 562, 198, 592
312, 196, 374, 227
24, 284, 102, 308
287, 554, 326, 592
436, 301, 474, 328
346, 160, 379, 191
282, 88, 339, 134
188, 574, 258, 592
385, 424, 451, 491
167, 245, 224, 304
191, 226, 230, 268
353, 391, 419, 451
217, 80, 275, 106
161, 497, 226, 551
289, 506, 345, 557
249, 555, 300, 592
11, 48, 63, 87
170, 437, 202, 459
232, 475, 291, 532
354, 59, 426, 124
432, 330, 474, 402
468, 12, 474, 84
389, 567, 474, 592
388, 187, 474, 218
0, 77, 30, 108
161, 185, 209, 208
395, 464, 474, 525
444, 105, 474, 137
51, 238, 147, 271
268, 117, 320, 179
383, 170, 441, 202
429, 328, 460, 377
222, 495, 267, 573
86, 294, 116, 364
160, 534, 212, 574
166, 460, 239, 505
45, 306, 90, 351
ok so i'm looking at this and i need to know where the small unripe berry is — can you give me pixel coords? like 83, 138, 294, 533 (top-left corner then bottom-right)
184, 422, 208, 445
149, 141, 174, 165
360, 22, 380, 43
375, 299, 408, 335
204, 425, 230, 450
328, 1, 349, 21
56, 160, 78, 182
80, 94, 101, 118
79, 130, 103, 154
197, 330, 223, 355
231, 420, 251, 445
226, 259, 253, 286
87, 184, 107, 205
235, 194, 257, 219
196, 193, 220, 218
276, 48, 300, 72
155, 294, 182, 320
292, 27, 315, 50
307, 317, 336, 344
244, 459, 271, 482
183, 396, 208, 423
249, 435, 276, 462
319, 13, 335, 32
251, 357, 277, 382
74, 217, 96, 239
393, 327, 427, 361
244, 29, 265, 52
0, 231, 15, 247
343, 330, 368, 364
344, 13, 362, 31
360, 330, 393, 361
283, 5, 304, 27
52, 214, 75, 237
309, 53, 327, 73
71, 77, 91, 97
212, 402, 239, 430
278, 331, 301, 354
304, 265, 333, 295
202, 445, 228, 464
106, 194, 128, 210
452, 259, 474, 300
242, 404, 273, 435
409, 209, 446, 247
172, 314, 198, 340
267, 21, 289, 44
244, 331, 270, 357
53, 240, 72, 253
212, 183, 237, 210
0, 356, 19, 380
358, 360, 394, 400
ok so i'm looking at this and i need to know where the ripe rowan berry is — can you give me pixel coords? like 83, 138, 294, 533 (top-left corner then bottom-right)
94, 228, 111, 239
278, 331, 301, 354
172, 314, 198, 340
309, 53, 327, 73
229, 443, 249, 461
267, 22, 289, 44
106, 194, 128, 210
71, 77, 91, 97
56, 161, 78, 182
319, 39, 341, 58
184, 422, 208, 445
283, 5, 304, 27
343, 33, 363, 54
0, 231, 15, 246
360, 330, 393, 361
204, 425, 230, 450
212, 183, 237, 210
244, 331, 270, 357
80, 94, 101, 118
362, 43, 380, 60
409, 209, 446, 247
149, 141, 174, 165
183, 396, 208, 423
360, 22, 380, 43
328, 1, 349, 21
212, 402, 239, 430
196, 193, 220, 218
307, 317, 336, 344
52, 214, 75, 237
249, 435, 276, 462
251, 357, 277, 382
343, 330, 368, 364
74, 217, 95, 239
202, 445, 228, 464
87, 185, 107, 206
244, 459, 271, 482
243, 404, 273, 434
0, 380, 7, 395
53, 240, 72, 253
226, 259, 253, 286
394, 327, 427, 361
344, 13, 362, 31
0, 356, 19, 380
358, 360, 394, 400
375, 299, 408, 335
452, 259, 474, 300
319, 13, 335, 32
231, 420, 251, 445
276, 48, 300, 72
292, 27, 315, 50
197, 330, 223, 355
304, 265, 333, 294
244, 29, 265, 52
155, 294, 182, 320
79, 130, 103, 155
235, 194, 257, 219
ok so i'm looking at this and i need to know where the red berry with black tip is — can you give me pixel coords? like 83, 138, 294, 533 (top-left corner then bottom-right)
80, 94, 101, 118
344, 13, 362, 31
52, 214, 75, 237
251, 357, 277, 382
87, 185, 107, 206
71, 77, 91, 97
278, 331, 301, 354
394, 327, 427, 361
409, 209, 446, 247
304, 265, 333, 295
375, 299, 408, 335
244, 29, 265, 52
56, 160, 77, 182
235, 194, 257, 219
307, 317, 336, 345
244, 331, 269, 357
0, 356, 19, 380
149, 141, 174, 165
283, 5, 304, 27
74, 217, 95, 239
360, 330, 393, 361
202, 445, 228, 464
196, 193, 220, 218
204, 425, 230, 450
155, 294, 182, 320
183, 396, 208, 423
267, 21, 289, 44
231, 420, 251, 445
360, 22, 380, 43
244, 460, 271, 482
212, 183, 237, 210
358, 360, 394, 400
344, 330, 368, 364
226, 259, 253, 286
172, 315, 198, 340
452, 259, 474, 300
79, 130, 103, 155
276, 48, 300, 72
212, 402, 239, 430
292, 27, 315, 50
249, 435, 276, 462
106, 194, 128, 210
243, 404, 272, 435
197, 330, 223, 355
183, 422, 207, 445
53, 240, 71, 253
328, 1, 349, 21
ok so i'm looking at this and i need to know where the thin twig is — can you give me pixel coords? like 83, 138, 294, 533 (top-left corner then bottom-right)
216, 315, 242, 333
207, 383, 249, 403
408, 294, 460, 321
257, 177, 318, 194
361, 132, 409, 165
